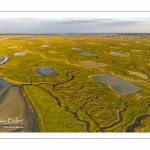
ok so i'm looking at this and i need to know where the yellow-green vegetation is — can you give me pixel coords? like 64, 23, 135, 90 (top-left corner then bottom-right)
0, 34, 150, 132
36, 84, 100, 131
24, 85, 86, 132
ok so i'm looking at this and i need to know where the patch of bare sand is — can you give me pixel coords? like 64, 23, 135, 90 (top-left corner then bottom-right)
130, 50, 143, 52
109, 47, 120, 49
127, 70, 148, 79
80, 61, 108, 68
49, 51, 61, 54
109, 72, 149, 86
0, 56, 9, 66
0, 57, 5, 62
0, 79, 34, 132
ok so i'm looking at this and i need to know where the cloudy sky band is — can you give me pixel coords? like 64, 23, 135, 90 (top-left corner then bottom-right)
0, 7, 150, 33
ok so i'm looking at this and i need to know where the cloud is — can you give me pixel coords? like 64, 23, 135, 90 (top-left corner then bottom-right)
0, 18, 150, 34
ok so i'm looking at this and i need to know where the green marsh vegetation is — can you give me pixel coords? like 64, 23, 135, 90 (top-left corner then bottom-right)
1, 34, 150, 132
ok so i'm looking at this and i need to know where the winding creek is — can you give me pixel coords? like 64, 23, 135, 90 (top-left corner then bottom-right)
96, 102, 128, 132
35, 84, 91, 132
125, 114, 150, 132
2, 74, 147, 132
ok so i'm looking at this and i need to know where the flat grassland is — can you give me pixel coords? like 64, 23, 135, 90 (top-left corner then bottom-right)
1, 34, 150, 132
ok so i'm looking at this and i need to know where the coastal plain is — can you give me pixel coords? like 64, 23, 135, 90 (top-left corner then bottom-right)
0, 34, 150, 132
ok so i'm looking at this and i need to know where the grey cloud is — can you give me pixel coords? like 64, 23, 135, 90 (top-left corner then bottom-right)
0, 18, 150, 34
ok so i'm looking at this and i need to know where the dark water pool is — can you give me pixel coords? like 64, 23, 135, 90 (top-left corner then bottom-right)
35, 67, 59, 77
91, 74, 142, 96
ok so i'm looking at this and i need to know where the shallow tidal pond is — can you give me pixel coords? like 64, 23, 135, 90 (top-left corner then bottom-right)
35, 67, 59, 77
81, 52, 98, 57
91, 74, 142, 96
111, 51, 127, 56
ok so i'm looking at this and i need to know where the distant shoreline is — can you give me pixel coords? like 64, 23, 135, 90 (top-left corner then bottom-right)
0, 33, 150, 36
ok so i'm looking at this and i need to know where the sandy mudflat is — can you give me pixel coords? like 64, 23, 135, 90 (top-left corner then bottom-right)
127, 70, 148, 79
14, 52, 28, 56
29, 42, 34, 44
91, 74, 142, 96
119, 43, 129, 46
0, 38, 8, 41
81, 52, 98, 57
130, 50, 143, 52
49, 51, 60, 54
0, 57, 5, 62
0, 56, 9, 66
45, 42, 51, 44
0, 77, 35, 132
41, 45, 50, 48
111, 52, 127, 56
145, 44, 150, 46
109, 47, 120, 49
80, 61, 108, 68
9, 46, 18, 49
122, 44, 129, 46
72, 48, 81, 50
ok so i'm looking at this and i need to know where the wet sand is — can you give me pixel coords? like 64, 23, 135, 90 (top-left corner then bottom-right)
145, 44, 150, 46
0, 57, 5, 62
119, 43, 129, 46
0, 38, 8, 41
14, 52, 28, 56
109, 47, 120, 49
41, 45, 50, 48
81, 52, 98, 57
0, 77, 36, 132
72, 48, 81, 51
111, 52, 127, 56
127, 70, 148, 79
29, 42, 34, 44
0, 56, 9, 66
9, 46, 18, 49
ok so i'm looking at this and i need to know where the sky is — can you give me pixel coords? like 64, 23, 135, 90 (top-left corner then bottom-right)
0, 13, 150, 34
0, 15, 150, 34
0, 12, 150, 34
